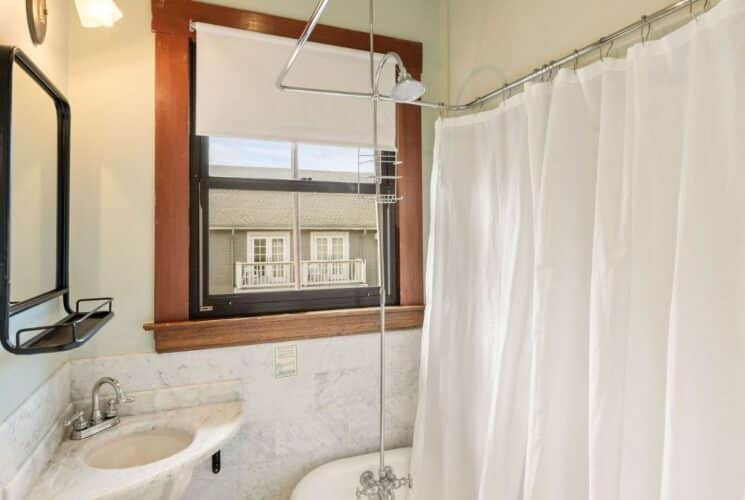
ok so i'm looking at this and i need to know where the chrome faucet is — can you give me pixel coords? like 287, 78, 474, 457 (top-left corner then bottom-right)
356, 467, 412, 500
91, 377, 128, 424
63, 377, 134, 440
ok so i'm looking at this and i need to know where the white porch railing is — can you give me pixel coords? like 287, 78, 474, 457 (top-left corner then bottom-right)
301, 259, 366, 287
235, 259, 367, 289
235, 262, 294, 288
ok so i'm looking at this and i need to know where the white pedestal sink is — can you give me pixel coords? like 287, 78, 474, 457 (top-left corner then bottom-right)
27, 402, 241, 500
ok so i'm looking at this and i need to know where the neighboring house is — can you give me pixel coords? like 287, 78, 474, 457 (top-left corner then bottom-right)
209, 188, 378, 294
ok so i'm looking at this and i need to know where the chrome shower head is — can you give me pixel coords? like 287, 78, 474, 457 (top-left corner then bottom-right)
391, 70, 426, 102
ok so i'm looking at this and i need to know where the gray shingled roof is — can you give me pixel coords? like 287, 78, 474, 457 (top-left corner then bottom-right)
209, 189, 377, 229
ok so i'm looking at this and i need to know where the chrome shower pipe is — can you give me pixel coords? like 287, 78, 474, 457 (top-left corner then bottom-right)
373, 51, 405, 99
276, 0, 713, 112
367, 0, 388, 480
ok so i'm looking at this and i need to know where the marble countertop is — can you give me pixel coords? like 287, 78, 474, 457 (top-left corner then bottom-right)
26, 402, 241, 500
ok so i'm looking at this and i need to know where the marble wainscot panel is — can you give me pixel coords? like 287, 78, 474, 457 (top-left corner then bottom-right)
26, 402, 242, 500
69, 329, 422, 500
0, 368, 241, 500
0, 363, 71, 500
72, 379, 242, 417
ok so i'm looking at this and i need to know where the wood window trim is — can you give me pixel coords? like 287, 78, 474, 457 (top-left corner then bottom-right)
148, 1, 424, 352
144, 305, 424, 353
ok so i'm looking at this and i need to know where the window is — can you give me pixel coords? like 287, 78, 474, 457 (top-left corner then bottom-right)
240, 232, 291, 288
148, 12, 424, 351
308, 232, 360, 286
192, 136, 398, 318
310, 232, 349, 260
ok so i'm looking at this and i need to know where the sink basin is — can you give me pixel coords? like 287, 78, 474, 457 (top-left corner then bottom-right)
85, 428, 195, 469
27, 402, 242, 500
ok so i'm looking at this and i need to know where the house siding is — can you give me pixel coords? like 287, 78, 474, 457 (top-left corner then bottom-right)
209, 230, 234, 294
208, 228, 378, 294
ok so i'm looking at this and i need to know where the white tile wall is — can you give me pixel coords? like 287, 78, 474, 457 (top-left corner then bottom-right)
0, 329, 420, 500
69, 329, 422, 500
72, 379, 242, 416
0, 369, 243, 500
0, 363, 71, 500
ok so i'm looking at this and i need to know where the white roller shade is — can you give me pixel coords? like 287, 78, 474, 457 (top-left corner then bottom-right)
195, 22, 396, 149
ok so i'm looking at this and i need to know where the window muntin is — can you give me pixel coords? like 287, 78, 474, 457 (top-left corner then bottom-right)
253, 239, 266, 261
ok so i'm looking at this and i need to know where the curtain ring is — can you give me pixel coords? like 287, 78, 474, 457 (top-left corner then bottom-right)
572, 50, 580, 71
502, 85, 510, 106
605, 40, 615, 59
598, 44, 604, 62
689, 0, 702, 22
640, 15, 652, 45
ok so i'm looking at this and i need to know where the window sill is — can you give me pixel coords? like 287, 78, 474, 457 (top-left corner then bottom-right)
143, 305, 424, 353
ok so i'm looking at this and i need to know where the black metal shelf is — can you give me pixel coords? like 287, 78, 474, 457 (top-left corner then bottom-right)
10, 298, 114, 355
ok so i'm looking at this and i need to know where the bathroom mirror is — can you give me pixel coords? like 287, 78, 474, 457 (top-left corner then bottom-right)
8, 53, 60, 310
0, 46, 68, 318
0, 47, 113, 355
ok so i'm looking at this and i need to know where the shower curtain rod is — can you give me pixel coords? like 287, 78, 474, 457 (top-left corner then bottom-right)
276, 0, 713, 113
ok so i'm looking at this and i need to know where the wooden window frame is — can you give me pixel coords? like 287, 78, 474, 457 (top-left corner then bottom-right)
145, 0, 424, 352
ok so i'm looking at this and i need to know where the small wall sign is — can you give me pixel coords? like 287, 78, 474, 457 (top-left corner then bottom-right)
274, 345, 298, 378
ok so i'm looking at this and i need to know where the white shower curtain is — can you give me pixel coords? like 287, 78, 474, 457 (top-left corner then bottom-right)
411, 1, 745, 499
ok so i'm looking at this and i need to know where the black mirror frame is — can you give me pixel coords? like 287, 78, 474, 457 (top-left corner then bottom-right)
0, 46, 72, 351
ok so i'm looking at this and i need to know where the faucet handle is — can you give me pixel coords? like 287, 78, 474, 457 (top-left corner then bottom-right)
115, 387, 135, 404
105, 393, 135, 418
105, 399, 119, 418
63, 410, 89, 431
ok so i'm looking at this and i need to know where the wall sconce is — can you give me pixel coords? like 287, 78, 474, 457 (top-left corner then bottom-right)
74, 0, 123, 28
26, 0, 48, 45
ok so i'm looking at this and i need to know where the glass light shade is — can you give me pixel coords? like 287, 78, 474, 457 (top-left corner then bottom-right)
74, 0, 123, 28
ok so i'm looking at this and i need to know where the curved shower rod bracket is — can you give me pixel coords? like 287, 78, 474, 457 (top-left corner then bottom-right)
274, 0, 445, 110
277, 0, 716, 114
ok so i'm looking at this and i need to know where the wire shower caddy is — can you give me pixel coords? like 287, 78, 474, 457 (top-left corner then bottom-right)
357, 148, 403, 204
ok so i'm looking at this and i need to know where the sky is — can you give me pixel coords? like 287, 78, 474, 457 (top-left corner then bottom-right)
209, 136, 375, 177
